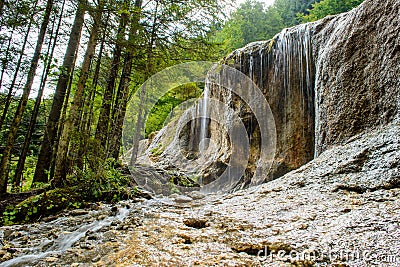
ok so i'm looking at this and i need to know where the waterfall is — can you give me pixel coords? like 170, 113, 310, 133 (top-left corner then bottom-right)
189, 103, 197, 152
199, 79, 210, 153
134, 0, 398, 190
249, 48, 254, 81
218, 23, 316, 182
259, 49, 263, 90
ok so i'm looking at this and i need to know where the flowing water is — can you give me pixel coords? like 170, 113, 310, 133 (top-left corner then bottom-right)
0, 207, 130, 267
199, 79, 210, 153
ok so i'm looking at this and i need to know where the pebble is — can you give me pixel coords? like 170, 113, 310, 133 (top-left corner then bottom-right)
174, 195, 193, 203
69, 209, 89, 216
45, 256, 58, 262
188, 191, 206, 200
92, 255, 101, 262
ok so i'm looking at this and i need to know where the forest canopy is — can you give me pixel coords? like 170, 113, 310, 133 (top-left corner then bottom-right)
213, 0, 365, 52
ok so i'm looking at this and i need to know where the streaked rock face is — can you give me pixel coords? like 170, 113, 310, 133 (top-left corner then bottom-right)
222, 24, 316, 182
312, 0, 400, 155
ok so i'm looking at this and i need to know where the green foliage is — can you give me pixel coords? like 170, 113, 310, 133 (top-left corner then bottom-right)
1, 161, 147, 225
1, 0, 38, 28
145, 83, 202, 136
8, 154, 40, 191
2, 188, 83, 225
300, 0, 365, 22
150, 143, 165, 157
214, 0, 364, 56
71, 158, 130, 201
0, 95, 51, 154
274, 0, 317, 27
214, 0, 285, 53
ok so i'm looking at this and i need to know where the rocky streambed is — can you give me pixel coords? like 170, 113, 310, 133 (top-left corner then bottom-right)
0, 123, 399, 266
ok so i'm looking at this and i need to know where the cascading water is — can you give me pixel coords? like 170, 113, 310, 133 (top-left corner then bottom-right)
249, 48, 254, 81
0, 207, 130, 267
199, 79, 210, 153
189, 103, 197, 152
259, 49, 263, 90
218, 23, 316, 181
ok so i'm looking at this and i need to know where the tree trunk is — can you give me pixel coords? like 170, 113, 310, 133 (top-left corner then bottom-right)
85, 29, 106, 134
108, 0, 144, 160
0, 1, 5, 18
14, 0, 66, 190
52, 0, 103, 187
0, 26, 14, 91
94, 0, 129, 152
50, 65, 74, 180
0, 0, 53, 195
0, 0, 39, 132
0, 27, 14, 131
33, 0, 85, 184
77, 10, 109, 170
130, 2, 157, 164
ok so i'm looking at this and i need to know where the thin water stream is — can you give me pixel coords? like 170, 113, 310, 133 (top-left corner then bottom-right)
0, 207, 130, 267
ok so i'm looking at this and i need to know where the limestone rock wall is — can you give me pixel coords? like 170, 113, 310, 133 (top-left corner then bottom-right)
312, 0, 400, 154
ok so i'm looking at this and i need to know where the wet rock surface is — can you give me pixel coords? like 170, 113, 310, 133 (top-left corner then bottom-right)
312, 0, 400, 155
1, 123, 398, 266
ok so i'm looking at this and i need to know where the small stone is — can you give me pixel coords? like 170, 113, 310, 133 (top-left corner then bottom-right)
188, 191, 206, 200
2, 252, 12, 261
80, 242, 93, 249
92, 255, 101, 262
174, 195, 193, 203
183, 217, 208, 229
298, 223, 309, 230
70, 209, 89, 216
45, 256, 58, 262
341, 207, 352, 213
98, 214, 108, 220
6, 247, 17, 254
169, 193, 179, 199
3, 229, 13, 239
0, 250, 6, 256
11, 232, 23, 238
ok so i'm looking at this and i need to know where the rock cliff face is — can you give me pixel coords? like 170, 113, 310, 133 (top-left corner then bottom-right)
220, 0, 399, 180
223, 25, 316, 181
137, 0, 400, 190
312, 0, 400, 155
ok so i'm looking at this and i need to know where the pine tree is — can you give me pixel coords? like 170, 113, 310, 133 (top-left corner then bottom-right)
52, 0, 104, 187
0, 0, 54, 195
33, 0, 86, 184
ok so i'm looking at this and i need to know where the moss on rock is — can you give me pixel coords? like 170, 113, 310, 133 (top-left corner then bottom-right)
1, 185, 151, 226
